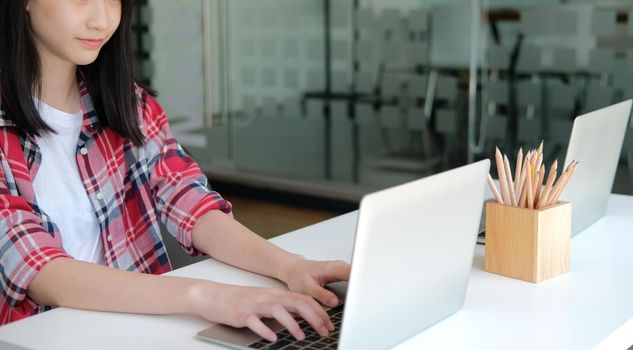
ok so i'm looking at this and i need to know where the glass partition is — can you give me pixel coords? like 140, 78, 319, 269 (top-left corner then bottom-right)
479, 1, 633, 193
149, 0, 633, 197
213, 0, 475, 191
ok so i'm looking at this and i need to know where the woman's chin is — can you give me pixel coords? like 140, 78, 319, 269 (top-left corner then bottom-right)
73, 52, 101, 66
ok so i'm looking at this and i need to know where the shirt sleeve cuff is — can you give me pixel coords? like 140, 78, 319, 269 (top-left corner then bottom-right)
175, 192, 232, 256
6, 246, 72, 307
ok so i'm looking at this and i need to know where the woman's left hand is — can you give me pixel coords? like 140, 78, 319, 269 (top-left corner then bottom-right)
281, 258, 351, 308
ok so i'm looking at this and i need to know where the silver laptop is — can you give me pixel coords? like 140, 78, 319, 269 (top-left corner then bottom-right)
561, 99, 632, 236
197, 160, 490, 349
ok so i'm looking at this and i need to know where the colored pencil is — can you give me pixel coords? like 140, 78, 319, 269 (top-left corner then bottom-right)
527, 163, 535, 209
515, 147, 523, 196
537, 160, 558, 209
551, 161, 578, 204
488, 174, 504, 204
495, 147, 511, 205
534, 164, 545, 205
504, 154, 517, 206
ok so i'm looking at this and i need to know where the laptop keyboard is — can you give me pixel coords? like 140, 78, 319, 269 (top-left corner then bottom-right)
247, 304, 344, 350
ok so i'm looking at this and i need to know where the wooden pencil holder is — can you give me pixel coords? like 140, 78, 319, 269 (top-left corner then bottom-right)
484, 201, 571, 283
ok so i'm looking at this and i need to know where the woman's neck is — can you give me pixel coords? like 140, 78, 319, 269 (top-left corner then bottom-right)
38, 53, 81, 114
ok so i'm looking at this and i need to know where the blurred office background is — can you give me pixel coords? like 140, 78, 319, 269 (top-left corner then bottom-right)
131, 0, 633, 264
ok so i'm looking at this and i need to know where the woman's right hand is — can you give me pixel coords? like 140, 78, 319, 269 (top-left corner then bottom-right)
190, 281, 335, 342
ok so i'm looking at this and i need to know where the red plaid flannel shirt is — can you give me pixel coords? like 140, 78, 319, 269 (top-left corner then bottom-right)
0, 78, 231, 325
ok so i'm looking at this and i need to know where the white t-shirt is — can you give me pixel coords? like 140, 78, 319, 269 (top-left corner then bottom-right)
32, 100, 105, 264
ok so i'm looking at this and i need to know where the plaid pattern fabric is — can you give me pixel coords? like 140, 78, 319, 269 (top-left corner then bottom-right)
0, 78, 231, 325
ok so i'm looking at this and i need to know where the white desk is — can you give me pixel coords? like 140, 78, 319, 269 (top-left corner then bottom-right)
0, 195, 632, 350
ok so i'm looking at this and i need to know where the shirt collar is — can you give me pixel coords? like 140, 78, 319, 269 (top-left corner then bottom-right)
77, 74, 100, 134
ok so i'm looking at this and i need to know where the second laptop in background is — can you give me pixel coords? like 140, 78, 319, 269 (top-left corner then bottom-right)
561, 99, 632, 236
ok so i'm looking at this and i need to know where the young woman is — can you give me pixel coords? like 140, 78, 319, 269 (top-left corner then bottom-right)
0, 0, 350, 342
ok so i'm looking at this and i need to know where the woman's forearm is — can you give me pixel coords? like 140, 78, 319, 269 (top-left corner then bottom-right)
26, 211, 310, 317
24, 214, 343, 342
27, 257, 209, 315
192, 210, 302, 283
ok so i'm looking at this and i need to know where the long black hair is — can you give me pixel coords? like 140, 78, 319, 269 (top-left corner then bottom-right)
0, 0, 145, 146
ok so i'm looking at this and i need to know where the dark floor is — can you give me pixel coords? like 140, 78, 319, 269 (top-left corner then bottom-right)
613, 162, 632, 195
226, 195, 340, 240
